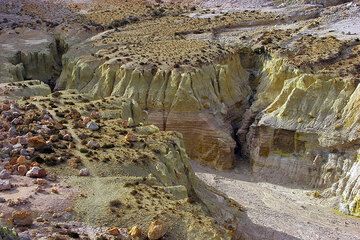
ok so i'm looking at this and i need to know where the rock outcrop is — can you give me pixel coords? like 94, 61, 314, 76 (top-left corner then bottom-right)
57, 46, 252, 169
242, 54, 360, 216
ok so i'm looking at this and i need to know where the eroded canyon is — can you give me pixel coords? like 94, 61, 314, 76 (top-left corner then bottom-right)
0, 0, 360, 239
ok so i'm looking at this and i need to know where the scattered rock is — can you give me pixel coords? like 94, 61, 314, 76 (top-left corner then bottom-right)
129, 226, 142, 238
125, 132, 137, 142
86, 140, 100, 149
28, 136, 47, 149
12, 210, 33, 226
17, 155, 26, 165
34, 178, 48, 186
17, 164, 28, 176
86, 121, 100, 131
108, 227, 120, 236
0, 180, 11, 191
0, 169, 11, 179
26, 167, 47, 178
51, 187, 59, 194
147, 220, 167, 240
79, 168, 90, 176
90, 111, 100, 119
49, 134, 59, 142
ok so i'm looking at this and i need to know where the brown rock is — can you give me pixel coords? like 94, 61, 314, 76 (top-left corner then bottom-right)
28, 136, 46, 149
129, 226, 142, 238
34, 178, 48, 186
108, 227, 120, 236
17, 155, 26, 165
125, 132, 137, 142
12, 210, 33, 226
82, 116, 91, 125
17, 165, 28, 176
147, 220, 167, 240
26, 166, 47, 178
51, 187, 59, 194
90, 111, 100, 119
49, 134, 59, 142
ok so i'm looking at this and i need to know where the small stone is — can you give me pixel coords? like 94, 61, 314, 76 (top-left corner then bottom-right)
26, 167, 47, 178
11, 117, 22, 125
90, 111, 100, 119
86, 140, 100, 149
86, 121, 100, 131
47, 174, 57, 182
10, 138, 18, 145
8, 126, 17, 137
36, 217, 45, 222
49, 135, 59, 142
51, 187, 59, 194
20, 148, 30, 156
147, 220, 167, 240
28, 136, 47, 149
34, 178, 47, 186
63, 134, 72, 141
108, 227, 120, 236
0, 197, 6, 203
129, 226, 142, 238
13, 143, 22, 149
18, 165, 28, 176
79, 168, 90, 176
82, 116, 91, 125
17, 155, 27, 165
0, 180, 11, 191
18, 136, 28, 145
125, 132, 137, 142
12, 210, 33, 226
0, 169, 11, 179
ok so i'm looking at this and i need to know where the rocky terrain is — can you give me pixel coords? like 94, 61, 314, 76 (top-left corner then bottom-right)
0, 0, 360, 239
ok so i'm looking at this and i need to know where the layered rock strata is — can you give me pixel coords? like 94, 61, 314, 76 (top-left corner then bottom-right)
242, 55, 360, 216
57, 48, 252, 169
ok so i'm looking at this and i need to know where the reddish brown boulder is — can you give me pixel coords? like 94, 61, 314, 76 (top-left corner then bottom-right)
28, 136, 47, 149
26, 166, 47, 178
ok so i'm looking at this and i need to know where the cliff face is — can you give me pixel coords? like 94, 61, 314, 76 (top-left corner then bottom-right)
243, 55, 360, 217
57, 48, 252, 169
0, 29, 63, 91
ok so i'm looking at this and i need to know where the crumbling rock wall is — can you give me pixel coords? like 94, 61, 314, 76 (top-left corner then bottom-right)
243, 55, 360, 216
57, 50, 253, 169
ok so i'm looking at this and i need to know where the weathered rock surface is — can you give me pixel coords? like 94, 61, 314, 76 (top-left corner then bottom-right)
0, 91, 247, 239
57, 48, 252, 169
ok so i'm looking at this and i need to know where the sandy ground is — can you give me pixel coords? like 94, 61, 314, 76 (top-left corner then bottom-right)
192, 160, 360, 240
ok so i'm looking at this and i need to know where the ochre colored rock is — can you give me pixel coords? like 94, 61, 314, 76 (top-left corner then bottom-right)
17, 165, 28, 176
16, 155, 26, 165
28, 136, 46, 149
147, 220, 167, 240
12, 210, 33, 226
129, 226, 142, 238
